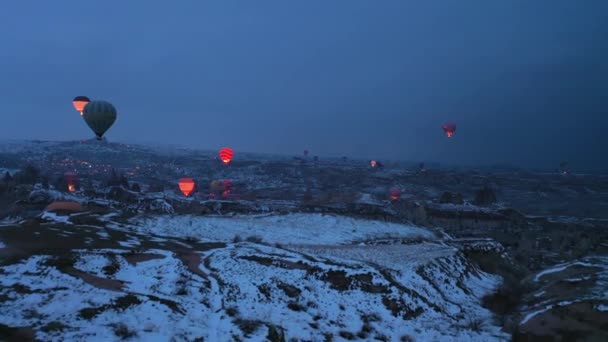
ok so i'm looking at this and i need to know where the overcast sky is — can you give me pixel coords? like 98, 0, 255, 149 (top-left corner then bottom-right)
1, 1, 606, 171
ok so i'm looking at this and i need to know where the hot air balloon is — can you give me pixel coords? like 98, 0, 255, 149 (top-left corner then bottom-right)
82, 100, 117, 140
72, 96, 90, 115
304, 150, 309, 157
370, 160, 377, 168
442, 123, 457, 138
64, 171, 79, 193
178, 178, 196, 197
389, 187, 401, 201
219, 147, 234, 165
209, 179, 232, 198
560, 161, 569, 175
222, 179, 232, 197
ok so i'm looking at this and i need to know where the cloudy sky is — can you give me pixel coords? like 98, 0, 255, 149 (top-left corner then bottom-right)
1, 0, 606, 171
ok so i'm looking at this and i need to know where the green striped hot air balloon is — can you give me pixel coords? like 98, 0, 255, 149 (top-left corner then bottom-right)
82, 100, 117, 140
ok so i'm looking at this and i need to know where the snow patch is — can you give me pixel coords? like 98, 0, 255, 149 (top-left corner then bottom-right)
595, 304, 608, 312
40, 212, 73, 224
534, 261, 597, 282
128, 213, 435, 245
521, 300, 582, 325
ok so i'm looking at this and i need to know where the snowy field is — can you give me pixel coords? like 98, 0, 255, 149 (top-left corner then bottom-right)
0, 213, 509, 341
0, 246, 507, 341
119, 213, 435, 245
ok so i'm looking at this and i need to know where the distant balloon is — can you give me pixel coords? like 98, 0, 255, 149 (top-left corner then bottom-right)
389, 187, 401, 201
64, 171, 78, 193
560, 161, 569, 175
370, 160, 377, 168
219, 147, 234, 165
72, 96, 90, 115
178, 178, 196, 197
222, 179, 232, 197
304, 150, 309, 157
82, 100, 117, 140
442, 123, 457, 138
210, 179, 232, 197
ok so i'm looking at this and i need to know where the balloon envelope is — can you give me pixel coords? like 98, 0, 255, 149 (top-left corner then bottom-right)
83, 100, 117, 140
389, 187, 401, 201
178, 178, 196, 197
64, 171, 78, 193
370, 160, 377, 168
219, 148, 234, 164
72, 96, 90, 115
442, 123, 456, 138
210, 179, 232, 197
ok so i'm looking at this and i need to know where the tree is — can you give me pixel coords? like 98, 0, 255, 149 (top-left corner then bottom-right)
14, 165, 40, 184
41, 176, 50, 190
53, 175, 67, 192
2, 171, 12, 182
131, 182, 141, 192
148, 181, 164, 193
474, 186, 497, 206
439, 192, 464, 205
439, 192, 453, 204
106, 169, 122, 187
120, 175, 129, 188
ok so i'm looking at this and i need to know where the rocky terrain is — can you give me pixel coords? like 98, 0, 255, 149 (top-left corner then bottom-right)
0, 140, 607, 341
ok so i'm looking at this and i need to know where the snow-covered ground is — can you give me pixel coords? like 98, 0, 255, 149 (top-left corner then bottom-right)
40, 212, 74, 225
533, 260, 600, 282
119, 213, 435, 245
0, 245, 506, 341
520, 256, 608, 330
289, 242, 456, 271
0, 213, 508, 341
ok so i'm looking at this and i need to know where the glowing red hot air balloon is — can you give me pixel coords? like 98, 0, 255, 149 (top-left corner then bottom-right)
389, 187, 401, 201
370, 160, 377, 168
72, 96, 90, 116
442, 123, 456, 138
64, 171, 79, 193
219, 147, 234, 165
222, 181, 231, 196
178, 178, 196, 197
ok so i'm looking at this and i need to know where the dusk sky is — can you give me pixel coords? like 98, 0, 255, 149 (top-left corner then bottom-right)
1, 1, 606, 171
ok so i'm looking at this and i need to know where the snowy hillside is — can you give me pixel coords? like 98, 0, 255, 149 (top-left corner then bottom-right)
0, 213, 507, 341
